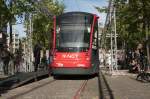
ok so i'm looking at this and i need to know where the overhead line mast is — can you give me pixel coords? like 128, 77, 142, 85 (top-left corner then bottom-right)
101, 0, 118, 75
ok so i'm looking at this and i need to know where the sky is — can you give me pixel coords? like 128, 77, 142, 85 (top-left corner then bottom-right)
63, 0, 108, 24
14, 0, 108, 37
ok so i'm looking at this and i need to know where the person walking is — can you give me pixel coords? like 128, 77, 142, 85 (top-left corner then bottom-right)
14, 50, 21, 73
41, 50, 48, 70
1, 48, 10, 75
33, 42, 42, 72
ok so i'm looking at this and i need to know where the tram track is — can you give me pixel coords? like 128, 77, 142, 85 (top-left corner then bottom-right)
78, 71, 114, 99
74, 80, 88, 99
2, 75, 98, 99
98, 71, 114, 99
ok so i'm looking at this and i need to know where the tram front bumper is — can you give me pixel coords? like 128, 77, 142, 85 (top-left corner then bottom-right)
51, 66, 99, 75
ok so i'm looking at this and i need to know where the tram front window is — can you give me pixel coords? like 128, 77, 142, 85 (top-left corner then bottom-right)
56, 24, 91, 52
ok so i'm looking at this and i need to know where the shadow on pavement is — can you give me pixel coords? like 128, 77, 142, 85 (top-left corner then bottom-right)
0, 70, 49, 96
53, 74, 98, 80
6, 79, 56, 99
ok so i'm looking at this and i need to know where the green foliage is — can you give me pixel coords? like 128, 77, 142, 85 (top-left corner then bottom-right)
0, 0, 64, 50
95, 6, 108, 13
0, 0, 36, 46
27, 0, 65, 49
0, 0, 33, 27
0, 0, 11, 29
96, 0, 150, 50
116, 0, 150, 49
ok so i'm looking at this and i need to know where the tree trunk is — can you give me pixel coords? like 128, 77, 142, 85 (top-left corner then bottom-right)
146, 26, 150, 65
142, 0, 150, 68
9, 22, 12, 44
9, 0, 13, 53
9, 21, 13, 53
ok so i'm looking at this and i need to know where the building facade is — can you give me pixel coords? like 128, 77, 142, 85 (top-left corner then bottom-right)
0, 26, 8, 48
11, 31, 19, 53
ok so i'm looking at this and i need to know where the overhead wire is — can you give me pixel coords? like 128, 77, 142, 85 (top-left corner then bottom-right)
63, 0, 75, 12
83, 0, 100, 12
75, 0, 80, 11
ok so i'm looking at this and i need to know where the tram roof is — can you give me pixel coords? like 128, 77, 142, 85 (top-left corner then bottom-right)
57, 11, 98, 18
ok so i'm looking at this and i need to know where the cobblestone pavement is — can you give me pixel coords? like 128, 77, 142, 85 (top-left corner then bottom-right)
1, 71, 150, 99
1, 76, 87, 99
104, 73, 150, 99
80, 70, 150, 99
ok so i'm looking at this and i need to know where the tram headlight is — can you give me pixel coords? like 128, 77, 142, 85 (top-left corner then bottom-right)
87, 27, 91, 33
86, 57, 90, 60
56, 63, 64, 67
53, 57, 56, 60
85, 52, 90, 61
56, 26, 60, 33
53, 54, 57, 60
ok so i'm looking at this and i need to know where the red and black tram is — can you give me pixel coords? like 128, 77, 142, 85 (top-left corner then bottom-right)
50, 12, 100, 75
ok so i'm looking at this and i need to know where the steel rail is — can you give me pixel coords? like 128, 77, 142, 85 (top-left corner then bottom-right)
73, 80, 88, 99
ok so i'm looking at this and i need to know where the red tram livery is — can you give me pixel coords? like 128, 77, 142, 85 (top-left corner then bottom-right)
50, 12, 100, 75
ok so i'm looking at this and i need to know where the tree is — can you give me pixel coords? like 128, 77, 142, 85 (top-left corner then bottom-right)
115, 0, 150, 62
1, 0, 64, 50
96, 0, 150, 63
6, 0, 34, 43
0, 0, 34, 49
0, 0, 11, 30
25, 0, 65, 49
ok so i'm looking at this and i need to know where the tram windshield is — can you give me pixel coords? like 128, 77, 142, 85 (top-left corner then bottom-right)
56, 13, 93, 52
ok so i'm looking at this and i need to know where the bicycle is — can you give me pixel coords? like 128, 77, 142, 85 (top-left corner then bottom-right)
136, 57, 150, 82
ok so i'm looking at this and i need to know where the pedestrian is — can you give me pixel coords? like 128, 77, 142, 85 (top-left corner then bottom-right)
129, 58, 140, 73
14, 50, 21, 73
134, 43, 145, 70
41, 52, 48, 69
1, 48, 10, 75
33, 41, 42, 71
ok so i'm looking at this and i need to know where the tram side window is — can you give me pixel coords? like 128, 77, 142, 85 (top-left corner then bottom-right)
92, 24, 98, 49
56, 26, 60, 47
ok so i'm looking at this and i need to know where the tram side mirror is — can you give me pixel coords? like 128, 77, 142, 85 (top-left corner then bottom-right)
56, 26, 60, 33
87, 27, 91, 33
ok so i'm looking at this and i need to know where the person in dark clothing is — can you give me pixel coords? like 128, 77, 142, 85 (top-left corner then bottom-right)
33, 42, 42, 71
14, 50, 22, 73
41, 50, 48, 69
1, 48, 10, 75
129, 58, 140, 73
139, 49, 145, 70
126, 49, 134, 68
134, 45, 145, 70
